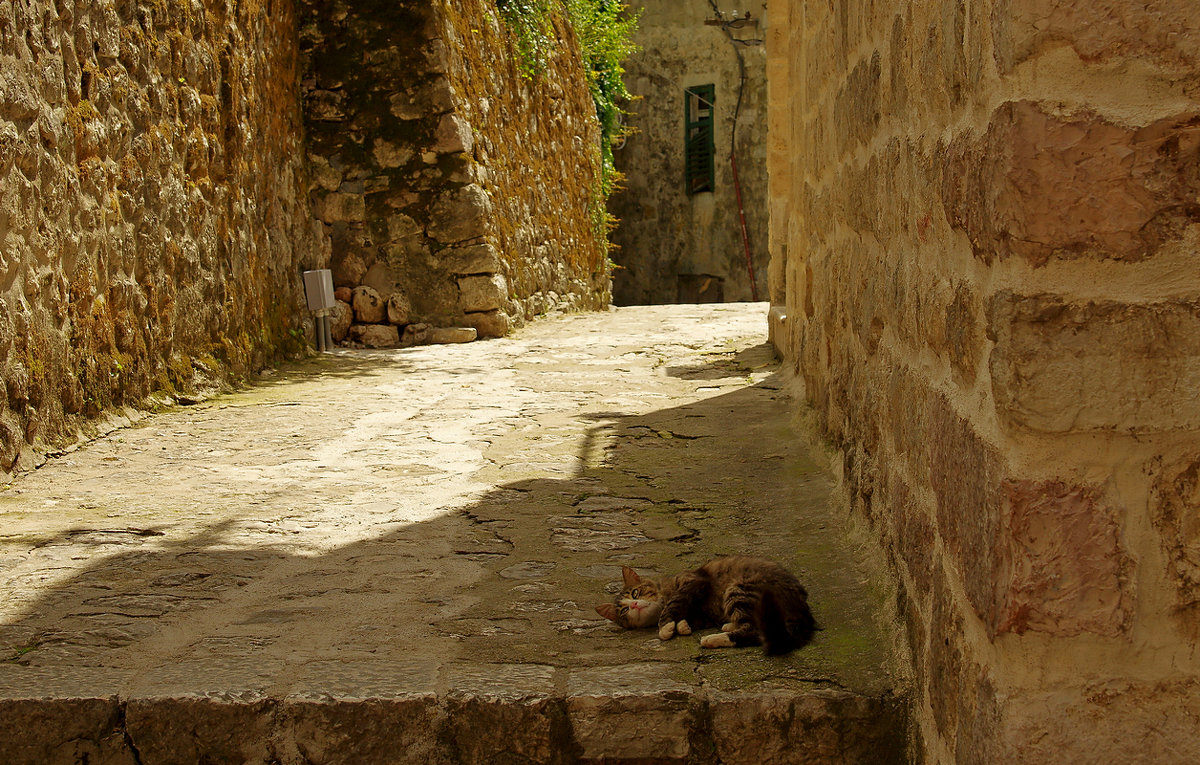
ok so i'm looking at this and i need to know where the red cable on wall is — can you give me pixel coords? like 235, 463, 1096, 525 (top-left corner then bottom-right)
731, 152, 759, 301
707, 1, 762, 301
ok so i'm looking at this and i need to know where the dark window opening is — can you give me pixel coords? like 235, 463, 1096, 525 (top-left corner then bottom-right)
684, 85, 715, 195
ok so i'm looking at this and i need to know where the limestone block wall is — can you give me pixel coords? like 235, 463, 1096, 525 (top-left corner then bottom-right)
768, 0, 1200, 761
609, 0, 769, 305
0, 0, 326, 473
298, 0, 610, 343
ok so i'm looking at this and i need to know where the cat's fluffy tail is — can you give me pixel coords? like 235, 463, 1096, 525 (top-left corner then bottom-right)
758, 588, 816, 656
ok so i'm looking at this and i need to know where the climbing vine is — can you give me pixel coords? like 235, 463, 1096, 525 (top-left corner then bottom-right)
496, 0, 639, 198
496, 0, 557, 79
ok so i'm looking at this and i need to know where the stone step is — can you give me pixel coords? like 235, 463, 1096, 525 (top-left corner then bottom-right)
0, 664, 906, 764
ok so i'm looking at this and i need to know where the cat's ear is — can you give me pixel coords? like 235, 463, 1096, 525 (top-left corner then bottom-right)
596, 603, 619, 622
621, 566, 642, 588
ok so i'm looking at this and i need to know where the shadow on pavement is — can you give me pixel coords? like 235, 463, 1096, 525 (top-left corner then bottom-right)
0, 369, 904, 764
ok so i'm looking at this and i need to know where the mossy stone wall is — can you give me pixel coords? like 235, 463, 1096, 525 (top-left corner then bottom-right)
0, 0, 327, 472
298, 0, 610, 341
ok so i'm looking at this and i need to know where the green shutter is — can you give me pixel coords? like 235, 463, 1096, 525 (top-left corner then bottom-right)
684, 85, 715, 195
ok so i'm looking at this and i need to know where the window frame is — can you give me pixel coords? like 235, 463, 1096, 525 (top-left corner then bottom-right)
684, 84, 716, 195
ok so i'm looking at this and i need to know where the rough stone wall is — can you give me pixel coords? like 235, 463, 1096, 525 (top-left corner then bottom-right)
768, 0, 1200, 761
609, 0, 769, 305
0, 0, 326, 473
298, 0, 610, 344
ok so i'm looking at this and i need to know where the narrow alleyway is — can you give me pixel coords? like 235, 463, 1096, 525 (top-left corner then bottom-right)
0, 304, 905, 763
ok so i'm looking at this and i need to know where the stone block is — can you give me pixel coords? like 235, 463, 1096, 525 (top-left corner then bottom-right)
943, 282, 984, 383
1004, 679, 1200, 763
386, 213, 422, 242
430, 327, 477, 344
988, 292, 1200, 433
1150, 454, 1200, 614
331, 249, 368, 289
567, 664, 692, 761
278, 698, 448, 765
439, 664, 567, 763
351, 285, 385, 324
993, 0, 1200, 72
886, 365, 930, 477
427, 184, 491, 244
465, 310, 510, 339
361, 263, 401, 302
329, 300, 352, 342
928, 393, 1133, 637
6, 360, 29, 406
124, 696, 275, 765
401, 323, 431, 347
445, 697, 565, 765
929, 571, 965, 736
386, 293, 411, 325
927, 395, 1003, 629
995, 479, 1132, 637
387, 76, 455, 121
380, 239, 430, 271
441, 243, 501, 275
372, 138, 413, 169
890, 473, 935, 598
315, 192, 366, 224
458, 274, 507, 313
308, 154, 342, 192
307, 89, 345, 121
943, 101, 1200, 265
954, 668, 1000, 765
433, 113, 473, 155
388, 91, 421, 121
0, 698, 132, 765
348, 323, 399, 348
709, 691, 905, 765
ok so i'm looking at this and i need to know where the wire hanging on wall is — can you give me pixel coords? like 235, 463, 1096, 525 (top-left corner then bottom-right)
703, 0, 763, 301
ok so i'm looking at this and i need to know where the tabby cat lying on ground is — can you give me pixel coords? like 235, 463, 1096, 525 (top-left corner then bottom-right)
595, 556, 816, 655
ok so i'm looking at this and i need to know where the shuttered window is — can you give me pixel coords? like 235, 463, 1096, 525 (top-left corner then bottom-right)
684, 85, 715, 195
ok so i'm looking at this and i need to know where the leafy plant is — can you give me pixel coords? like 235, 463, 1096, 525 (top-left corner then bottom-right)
496, 0, 639, 198
564, 0, 639, 194
496, 0, 557, 79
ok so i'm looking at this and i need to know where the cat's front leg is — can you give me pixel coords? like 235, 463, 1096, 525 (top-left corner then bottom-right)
657, 599, 693, 640
657, 573, 707, 640
658, 618, 693, 640
700, 632, 735, 648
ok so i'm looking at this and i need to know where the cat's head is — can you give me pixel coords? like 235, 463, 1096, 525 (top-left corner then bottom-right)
595, 566, 662, 629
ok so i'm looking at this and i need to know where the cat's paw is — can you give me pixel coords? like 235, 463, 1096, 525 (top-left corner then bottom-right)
676, 619, 692, 636
700, 632, 735, 649
658, 622, 677, 641
721, 622, 737, 632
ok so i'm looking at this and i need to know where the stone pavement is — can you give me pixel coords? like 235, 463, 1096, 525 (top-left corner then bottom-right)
0, 304, 907, 764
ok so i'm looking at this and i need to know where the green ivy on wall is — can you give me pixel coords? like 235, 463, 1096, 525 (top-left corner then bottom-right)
496, 0, 557, 78
496, 0, 639, 198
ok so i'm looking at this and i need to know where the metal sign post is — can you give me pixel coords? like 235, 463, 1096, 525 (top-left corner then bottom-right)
302, 269, 336, 352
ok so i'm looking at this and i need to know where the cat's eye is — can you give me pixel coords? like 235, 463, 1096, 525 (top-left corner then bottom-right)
630, 588, 641, 598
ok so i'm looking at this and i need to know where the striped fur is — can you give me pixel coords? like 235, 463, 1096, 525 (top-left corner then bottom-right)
597, 556, 816, 655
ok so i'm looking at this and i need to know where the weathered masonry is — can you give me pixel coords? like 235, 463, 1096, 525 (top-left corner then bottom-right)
768, 0, 1200, 761
609, 0, 769, 305
0, 0, 610, 473
298, 0, 610, 344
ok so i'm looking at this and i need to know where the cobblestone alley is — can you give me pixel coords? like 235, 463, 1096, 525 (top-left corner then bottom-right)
0, 304, 904, 763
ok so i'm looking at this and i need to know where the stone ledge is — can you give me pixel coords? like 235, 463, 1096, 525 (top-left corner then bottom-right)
0, 671, 906, 765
